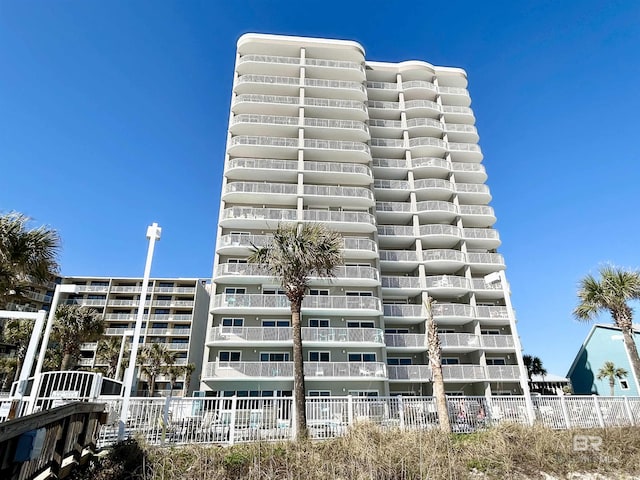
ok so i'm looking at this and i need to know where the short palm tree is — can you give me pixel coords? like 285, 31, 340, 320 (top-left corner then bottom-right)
182, 362, 196, 396
96, 336, 127, 379
138, 343, 176, 396
574, 266, 640, 391
424, 296, 450, 432
249, 222, 342, 439
596, 361, 628, 396
51, 304, 104, 370
0, 212, 60, 311
523, 354, 547, 381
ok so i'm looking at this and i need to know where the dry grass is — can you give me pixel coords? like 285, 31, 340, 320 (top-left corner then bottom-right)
87, 423, 640, 479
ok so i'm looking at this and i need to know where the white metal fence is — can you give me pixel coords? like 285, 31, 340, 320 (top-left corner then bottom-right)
89, 394, 640, 448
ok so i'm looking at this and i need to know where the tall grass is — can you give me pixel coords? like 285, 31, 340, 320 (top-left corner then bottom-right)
86, 423, 640, 479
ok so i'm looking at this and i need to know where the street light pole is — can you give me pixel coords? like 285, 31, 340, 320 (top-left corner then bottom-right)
118, 223, 161, 441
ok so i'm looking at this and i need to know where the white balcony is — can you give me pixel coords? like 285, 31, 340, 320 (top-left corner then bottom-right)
455, 183, 491, 204
220, 207, 298, 229
368, 119, 403, 136
74, 285, 109, 294
304, 77, 367, 100
302, 117, 369, 141
444, 124, 479, 143
230, 114, 300, 136
384, 334, 425, 352
226, 158, 298, 182
376, 201, 412, 223
217, 233, 269, 256
440, 333, 481, 351
472, 279, 505, 301
153, 286, 195, 294
342, 237, 378, 259
415, 201, 458, 223
404, 99, 441, 118
450, 161, 486, 183
370, 138, 405, 157
422, 249, 466, 273
109, 286, 142, 293
303, 160, 373, 186
65, 299, 107, 307
302, 210, 376, 233
467, 253, 506, 274
448, 143, 483, 163
210, 294, 381, 316
104, 313, 135, 320
228, 135, 298, 159
105, 328, 130, 335
402, 80, 437, 100
486, 365, 521, 380
387, 365, 431, 381
438, 86, 471, 107
208, 327, 384, 346
379, 250, 419, 272
303, 185, 374, 208
303, 139, 371, 162
377, 225, 415, 248
315, 265, 379, 286
366, 81, 400, 101
303, 57, 366, 81
462, 228, 501, 249
481, 335, 515, 350
237, 54, 301, 76
408, 137, 447, 157
235, 74, 301, 96
381, 276, 422, 296
406, 117, 443, 137
432, 302, 475, 324
303, 97, 368, 120
166, 343, 189, 351
383, 304, 423, 323
411, 157, 451, 178
413, 178, 454, 201
222, 181, 297, 205
302, 327, 384, 345
371, 158, 409, 179
146, 328, 191, 336
203, 361, 386, 380
152, 300, 194, 307
232, 94, 299, 115
214, 263, 272, 283
442, 364, 486, 381
475, 305, 510, 325
374, 180, 411, 202
458, 205, 496, 228
308, 362, 386, 379
418, 224, 461, 248
442, 105, 475, 124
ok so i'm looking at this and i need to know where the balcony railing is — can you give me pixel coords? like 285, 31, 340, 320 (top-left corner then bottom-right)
374, 179, 410, 190
423, 249, 465, 263
303, 185, 374, 202
442, 364, 485, 380
418, 224, 461, 238
383, 304, 423, 318
210, 294, 381, 312
302, 209, 376, 226
486, 365, 521, 380
432, 302, 475, 318
304, 160, 372, 177
481, 335, 515, 349
406, 117, 443, 130
387, 365, 431, 381
209, 327, 384, 344
463, 228, 499, 241
377, 225, 414, 237
402, 80, 437, 92
379, 250, 419, 262
372, 158, 409, 169
367, 100, 399, 109
381, 276, 421, 289
230, 135, 298, 148
467, 253, 505, 266
225, 181, 297, 195
404, 99, 441, 112
204, 361, 386, 378
408, 137, 447, 149
304, 138, 370, 154
221, 206, 298, 222
238, 55, 365, 74
376, 201, 412, 213
366, 81, 398, 90
415, 201, 458, 214
475, 305, 509, 319
414, 178, 453, 191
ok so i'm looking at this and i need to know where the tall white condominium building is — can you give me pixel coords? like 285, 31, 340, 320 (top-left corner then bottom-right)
202, 33, 528, 398
60, 277, 210, 396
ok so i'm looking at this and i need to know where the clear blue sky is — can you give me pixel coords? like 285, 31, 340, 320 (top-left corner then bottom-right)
2, 0, 639, 377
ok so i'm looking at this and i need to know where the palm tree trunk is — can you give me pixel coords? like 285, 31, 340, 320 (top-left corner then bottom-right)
620, 326, 640, 390
61, 352, 73, 371
609, 377, 615, 396
150, 376, 156, 397
291, 299, 307, 440
424, 297, 450, 433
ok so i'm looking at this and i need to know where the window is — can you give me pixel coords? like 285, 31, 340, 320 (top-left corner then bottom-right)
486, 358, 506, 366
481, 329, 501, 335
262, 319, 290, 327
155, 309, 170, 315
345, 291, 372, 296
228, 258, 248, 264
225, 287, 246, 295
260, 352, 290, 362
151, 323, 168, 329
309, 319, 330, 328
219, 351, 241, 362
263, 288, 286, 295
309, 351, 330, 362
308, 391, 331, 397
387, 358, 412, 365
438, 329, 456, 334
158, 282, 174, 288
309, 289, 329, 296
347, 321, 375, 328
442, 358, 460, 365
157, 295, 172, 301
222, 318, 244, 327
348, 353, 376, 362
348, 390, 378, 397
87, 295, 106, 300
620, 380, 630, 390
385, 328, 409, 334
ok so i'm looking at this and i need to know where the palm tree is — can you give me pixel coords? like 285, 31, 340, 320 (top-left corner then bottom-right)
51, 304, 104, 370
0, 212, 60, 312
249, 222, 342, 439
2, 319, 34, 381
96, 336, 127, 379
424, 296, 450, 432
574, 266, 640, 391
596, 361, 628, 396
182, 362, 196, 396
138, 343, 176, 397
523, 354, 547, 381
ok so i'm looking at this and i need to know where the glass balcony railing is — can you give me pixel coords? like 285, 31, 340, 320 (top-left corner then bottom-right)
404, 100, 441, 112
422, 249, 465, 263
381, 276, 421, 289
221, 206, 298, 222
372, 158, 409, 169
377, 225, 414, 237
383, 304, 422, 318
376, 201, 412, 213
374, 179, 410, 190
225, 181, 297, 196
379, 250, 419, 262
302, 210, 376, 226
414, 178, 453, 191
303, 185, 374, 202
425, 275, 472, 290
418, 224, 461, 238
210, 294, 382, 312
387, 365, 431, 381
462, 228, 500, 242
402, 80, 437, 92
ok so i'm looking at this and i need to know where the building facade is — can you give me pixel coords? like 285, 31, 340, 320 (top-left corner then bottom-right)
201, 33, 529, 398
567, 324, 640, 396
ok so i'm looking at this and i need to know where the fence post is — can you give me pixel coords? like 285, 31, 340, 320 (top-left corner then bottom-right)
228, 395, 237, 445
397, 395, 405, 430
624, 396, 635, 426
592, 395, 604, 428
347, 395, 354, 426
560, 395, 571, 428
161, 395, 171, 445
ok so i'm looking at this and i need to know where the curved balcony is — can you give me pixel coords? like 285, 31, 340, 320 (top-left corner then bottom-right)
230, 114, 299, 136
235, 74, 301, 96
404, 99, 441, 118
68, 299, 107, 307
217, 233, 269, 256
210, 294, 381, 315
342, 237, 378, 259
303, 139, 371, 162
304, 77, 367, 101
442, 365, 485, 381
467, 253, 506, 274
304, 57, 366, 81
481, 334, 515, 351
376, 201, 413, 223
486, 365, 521, 381
402, 80, 437, 100
418, 224, 461, 248
313, 265, 379, 286
438, 86, 471, 107
381, 276, 422, 296
222, 181, 297, 205
370, 138, 406, 158
415, 201, 458, 223
303, 117, 369, 141
302, 209, 376, 233
450, 162, 487, 183
303, 160, 373, 186
373, 179, 411, 202
459, 205, 496, 228
377, 225, 415, 249
220, 207, 297, 229
383, 304, 423, 323
406, 117, 443, 137
303, 97, 368, 120
439, 333, 481, 352
232, 94, 299, 115
442, 105, 475, 125
472, 279, 505, 301
213, 264, 270, 283
476, 306, 510, 324
422, 249, 466, 273
228, 135, 298, 159
371, 158, 409, 179
379, 250, 420, 272
414, 178, 454, 201
432, 302, 475, 324
237, 54, 301, 76
411, 157, 451, 179
455, 183, 491, 204
408, 137, 447, 157
444, 124, 479, 143
367, 100, 400, 120
368, 119, 403, 137
425, 274, 472, 297
366, 81, 400, 101
226, 158, 298, 182
303, 185, 374, 208
448, 143, 483, 163
462, 228, 501, 249
387, 365, 431, 382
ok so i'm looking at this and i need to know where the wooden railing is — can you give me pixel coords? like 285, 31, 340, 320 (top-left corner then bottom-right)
0, 402, 105, 480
